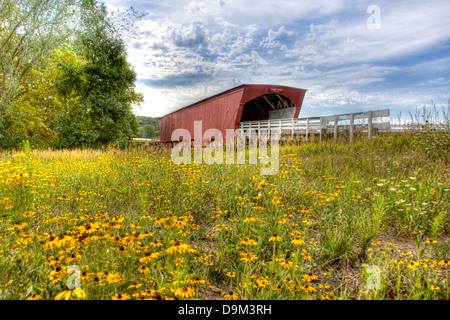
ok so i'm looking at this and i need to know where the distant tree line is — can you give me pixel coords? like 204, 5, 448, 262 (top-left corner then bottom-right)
135, 116, 160, 139
0, 0, 146, 149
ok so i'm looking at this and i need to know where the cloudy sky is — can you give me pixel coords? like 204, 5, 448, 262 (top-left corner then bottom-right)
103, 0, 450, 119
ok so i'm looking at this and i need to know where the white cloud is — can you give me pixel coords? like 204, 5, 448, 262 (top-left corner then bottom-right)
169, 20, 209, 49
260, 26, 294, 49
101, 0, 450, 118
284, 1, 450, 66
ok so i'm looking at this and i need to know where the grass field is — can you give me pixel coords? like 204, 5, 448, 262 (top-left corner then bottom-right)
0, 130, 449, 300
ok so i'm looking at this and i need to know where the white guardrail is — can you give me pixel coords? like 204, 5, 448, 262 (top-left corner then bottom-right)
239, 109, 390, 141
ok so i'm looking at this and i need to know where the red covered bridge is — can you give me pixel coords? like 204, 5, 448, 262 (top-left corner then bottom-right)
158, 84, 307, 145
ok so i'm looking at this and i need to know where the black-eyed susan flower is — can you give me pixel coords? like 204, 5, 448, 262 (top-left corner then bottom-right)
438, 260, 449, 266
80, 271, 91, 281
430, 286, 440, 291
302, 249, 312, 261
45, 255, 64, 266
256, 277, 269, 288
268, 234, 282, 242
198, 254, 213, 261
115, 245, 127, 253
128, 281, 143, 289
257, 180, 265, 190
226, 272, 236, 278
22, 211, 37, 218
273, 285, 282, 292
26, 293, 42, 300
302, 273, 319, 282
45, 234, 74, 250
165, 239, 197, 254
407, 261, 419, 271
252, 206, 265, 210
111, 293, 131, 300
78, 222, 101, 234
137, 265, 151, 274
149, 239, 164, 248
240, 238, 258, 246
106, 271, 125, 284
49, 266, 66, 283
239, 251, 258, 263
132, 292, 143, 299
291, 236, 305, 246
287, 284, 298, 292
55, 288, 86, 300
66, 252, 81, 263
277, 258, 293, 270
174, 286, 195, 299
271, 198, 281, 204
187, 277, 206, 286
300, 285, 316, 293
139, 251, 161, 264
223, 291, 239, 300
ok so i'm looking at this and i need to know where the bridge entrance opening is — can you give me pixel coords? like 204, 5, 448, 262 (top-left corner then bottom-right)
240, 94, 297, 122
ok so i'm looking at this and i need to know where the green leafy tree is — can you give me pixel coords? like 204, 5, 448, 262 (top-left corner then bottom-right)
136, 116, 160, 129
8, 47, 84, 147
143, 124, 155, 138
55, 1, 143, 148
137, 126, 144, 138
0, 0, 78, 147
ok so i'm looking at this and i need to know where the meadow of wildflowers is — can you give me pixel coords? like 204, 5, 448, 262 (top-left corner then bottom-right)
0, 131, 448, 300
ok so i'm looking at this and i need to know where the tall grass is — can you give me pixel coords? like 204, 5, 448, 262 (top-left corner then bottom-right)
0, 130, 448, 300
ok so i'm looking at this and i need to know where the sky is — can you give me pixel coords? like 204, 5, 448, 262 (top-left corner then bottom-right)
102, 0, 450, 120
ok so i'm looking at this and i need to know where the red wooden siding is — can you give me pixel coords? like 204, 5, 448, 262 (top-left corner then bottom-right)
158, 84, 307, 144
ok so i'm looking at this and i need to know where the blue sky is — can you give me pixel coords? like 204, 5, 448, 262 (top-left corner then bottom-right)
103, 0, 450, 120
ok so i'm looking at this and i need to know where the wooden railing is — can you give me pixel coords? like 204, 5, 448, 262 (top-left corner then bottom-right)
239, 109, 390, 141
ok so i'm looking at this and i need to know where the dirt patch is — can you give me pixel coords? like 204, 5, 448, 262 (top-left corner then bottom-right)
371, 229, 450, 260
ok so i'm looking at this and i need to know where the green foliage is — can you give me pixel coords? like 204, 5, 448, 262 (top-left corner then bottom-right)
0, 131, 448, 300
143, 124, 156, 138
55, 2, 143, 149
410, 131, 450, 161
0, 0, 146, 149
0, 0, 78, 144
354, 207, 384, 253
432, 241, 450, 261
22, 140, 31, 154
136, 116, 160, 128
430, 212, 448, 240
4, 47, 84, 149
0, 116, 25, 149
135, 116, 160, 138
320, 224, 354, 262
54, 113, 97, 149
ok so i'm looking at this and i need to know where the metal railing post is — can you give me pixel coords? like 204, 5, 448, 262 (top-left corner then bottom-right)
350, 113, 354, 143
368, 111, 373, 139
334, 115, 338, 142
